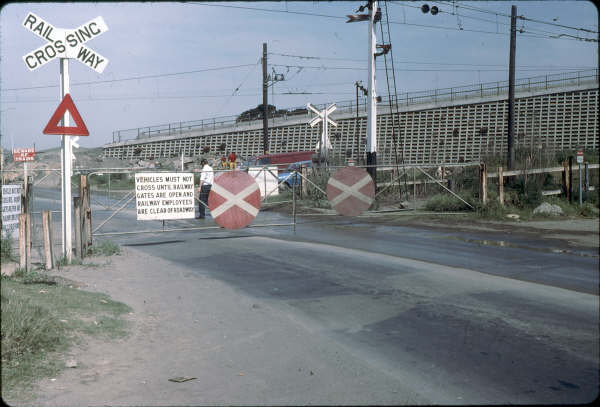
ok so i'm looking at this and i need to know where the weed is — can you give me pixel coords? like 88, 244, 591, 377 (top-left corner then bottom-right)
87, 240, 120, 257
12, 267, 27, 278
1, 231, 16, 262
424, 194, 473, 212
579, 203, 599, 217
1, 278, 131, 399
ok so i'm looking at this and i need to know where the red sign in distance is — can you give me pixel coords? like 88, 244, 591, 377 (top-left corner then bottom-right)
208, 171, 261, 229
43, 93, 89, 136
13, 148, 35, 162
326, 166, 375, 216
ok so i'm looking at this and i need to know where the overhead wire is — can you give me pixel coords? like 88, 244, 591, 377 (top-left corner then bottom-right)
270, 63, 591, 72
1, 91, 357, 104
431, 0, 598, 34
270, 52, 593, 69
215, 58, 261, 116
1, 63, 259, 92
189, 2, 595, 42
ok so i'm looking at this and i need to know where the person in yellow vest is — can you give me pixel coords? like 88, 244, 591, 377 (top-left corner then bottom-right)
228, 151, 237, 169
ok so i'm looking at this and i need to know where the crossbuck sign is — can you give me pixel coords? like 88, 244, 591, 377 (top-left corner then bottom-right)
22, 12, 109, 73
307, 103, 337, 158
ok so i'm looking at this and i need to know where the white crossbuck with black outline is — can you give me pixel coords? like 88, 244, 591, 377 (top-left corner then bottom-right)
22, 12, 109, 73
210, 182, 260, 218
328, 174, 374, 207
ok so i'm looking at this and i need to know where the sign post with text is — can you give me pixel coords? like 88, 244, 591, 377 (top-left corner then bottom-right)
22, 11, 109, 262
135, 173, 196, 220
2, 184, 22, 238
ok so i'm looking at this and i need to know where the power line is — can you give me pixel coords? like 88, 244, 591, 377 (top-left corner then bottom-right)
433, 0, 598, 34
1, 91, 357, 104
270, 52, 593, 68
215, 59, 261, 115
389, 1, 597, 40
271, 63, 593, 72
1, 63, 258, 92
190, 2, 593, 42
268, 52, 364, 62
190, 2, 347, 21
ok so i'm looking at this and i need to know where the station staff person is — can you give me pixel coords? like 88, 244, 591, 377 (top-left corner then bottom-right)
198, 159, 214, 219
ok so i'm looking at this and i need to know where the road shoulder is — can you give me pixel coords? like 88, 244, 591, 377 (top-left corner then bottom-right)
23, 246, 428, 406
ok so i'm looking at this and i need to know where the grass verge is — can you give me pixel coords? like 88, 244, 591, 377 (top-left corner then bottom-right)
1, 269, 131, 402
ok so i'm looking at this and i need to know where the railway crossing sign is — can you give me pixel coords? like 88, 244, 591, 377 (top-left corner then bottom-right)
21, 11, 110, 262
43, 94, 89, 136
326, 166, 375, 216
307, 103, 337, 158
22, 12, 109, 73
208, 172, 261, 229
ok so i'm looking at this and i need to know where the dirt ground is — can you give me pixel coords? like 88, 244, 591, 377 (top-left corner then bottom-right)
3, 216, 597, 406
7, 246, 427, 406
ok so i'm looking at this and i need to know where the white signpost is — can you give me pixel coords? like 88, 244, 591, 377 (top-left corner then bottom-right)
22, 11, 109, 262
1, 184, 22, 238
307, 103, 337, 162
134, 173, 196, 220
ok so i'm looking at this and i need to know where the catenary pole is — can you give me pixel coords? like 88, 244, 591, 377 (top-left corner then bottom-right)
262, 43, 269, 155
507, 5, 517, 170
60, 58, 72, 262
366, 0, 378, 187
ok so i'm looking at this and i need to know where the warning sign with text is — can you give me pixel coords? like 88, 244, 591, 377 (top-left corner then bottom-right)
2, 184, 22, 236
135, 173, 195, 220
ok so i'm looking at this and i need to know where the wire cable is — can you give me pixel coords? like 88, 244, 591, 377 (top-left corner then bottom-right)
190, 2, 594, 42
1, 63, 259, 92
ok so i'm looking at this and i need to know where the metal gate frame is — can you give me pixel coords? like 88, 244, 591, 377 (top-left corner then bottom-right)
88, 168, 299, 238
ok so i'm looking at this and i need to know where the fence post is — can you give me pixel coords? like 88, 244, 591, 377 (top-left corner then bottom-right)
301, 165, 308, 198
413, 167, 417, 211
78, 175, 86, 255
479, 163, 488, 205
498, 166, 504, 206
584, 162, 589, 201
42, 210, 54, 270
562, 161, 570, 199
81, 175, 92, 250
568, 156, 573, 203
19, 214, 27, 270
292, 180, 297, 229
74, 197, 82, 260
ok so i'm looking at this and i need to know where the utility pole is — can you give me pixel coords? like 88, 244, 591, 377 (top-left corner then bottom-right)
507, 5, 517, 170
262, 43, 269, 155
366, 0, 378, 187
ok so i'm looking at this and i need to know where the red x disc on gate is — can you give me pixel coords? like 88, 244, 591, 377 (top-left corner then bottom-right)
326, 166, 375, 216
208, 171, 261, 229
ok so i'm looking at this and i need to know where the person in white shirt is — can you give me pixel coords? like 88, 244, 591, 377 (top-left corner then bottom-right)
198, 159, 214, 219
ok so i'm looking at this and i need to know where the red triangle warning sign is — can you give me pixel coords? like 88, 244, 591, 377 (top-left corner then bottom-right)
43, 94, 90, 136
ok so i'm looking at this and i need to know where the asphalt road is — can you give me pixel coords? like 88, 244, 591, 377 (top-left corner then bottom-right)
32, 187, 600, 404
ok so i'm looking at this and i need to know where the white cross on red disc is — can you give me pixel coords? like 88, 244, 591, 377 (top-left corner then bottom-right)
326, 167, 375, 216
208, 171, 261, 229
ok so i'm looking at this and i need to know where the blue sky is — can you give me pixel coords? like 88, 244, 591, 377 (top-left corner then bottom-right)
1, 1, 597, 151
